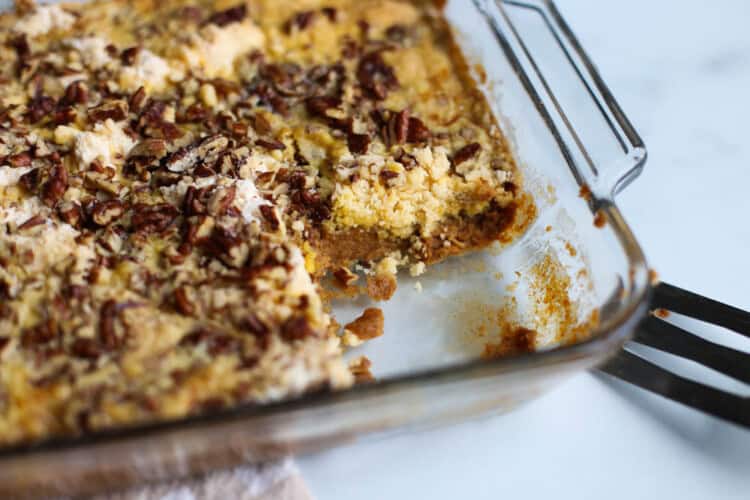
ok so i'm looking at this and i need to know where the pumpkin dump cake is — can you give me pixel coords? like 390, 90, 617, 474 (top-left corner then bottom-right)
0, 0, 532, 445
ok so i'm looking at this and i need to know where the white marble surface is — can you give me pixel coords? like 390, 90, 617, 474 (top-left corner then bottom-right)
298, 1, 750, 498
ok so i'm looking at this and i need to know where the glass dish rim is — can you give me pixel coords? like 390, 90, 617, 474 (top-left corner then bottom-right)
0, 0, 651, 458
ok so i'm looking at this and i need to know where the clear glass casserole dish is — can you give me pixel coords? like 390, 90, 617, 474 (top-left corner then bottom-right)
0, 0, 650, 496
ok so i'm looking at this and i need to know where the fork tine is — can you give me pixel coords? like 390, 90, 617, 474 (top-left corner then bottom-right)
633, 316, 750, 384
653, 283, 750, 338
599, 351, 750, 428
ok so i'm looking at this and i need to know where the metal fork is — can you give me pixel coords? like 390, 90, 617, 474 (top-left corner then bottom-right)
598, 282, 750, 428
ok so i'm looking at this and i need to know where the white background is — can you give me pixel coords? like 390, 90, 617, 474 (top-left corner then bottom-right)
298, 1, 750, 498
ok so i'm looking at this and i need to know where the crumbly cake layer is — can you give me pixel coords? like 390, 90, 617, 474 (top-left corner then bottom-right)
0, 0, 530, 446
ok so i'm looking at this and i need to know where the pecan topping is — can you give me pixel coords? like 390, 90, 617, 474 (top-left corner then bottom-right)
57, 201, 82, 227
70, 338, 101, 359
173, 286, 196, 316
42, 164, 68, 206
259, 204, 280, 230
205, 4, 247, 27
18, 168, 39, 192
347, 132, 370, 154
203, 226, 249, 268
321, 7, 338, 22
207, 185, 236, 216
17, 214, 45, 231
357, 51, 399, 100
452, 142, 481, 165
281, 316, 315, 341
8, 152, 31, 167
129, 86, 147, 113
99, 300, 142, 350
120, 46, 140, 66
91, 199, 125, 226
406, 117, 430, 143
387, 109, 410, 146
52, 106, 77, 125
88, 100, 128, 123
185, 215, 215, 244
60, 81, 88, 106
284, 10, 316, 33
255, 138, 285, 151
304, 95, 341, 117
166, 135, 229, 173
131, 203, 178, 233
180, 102, 210, 123
22, 318, 58, 348
27, 95, 56, 123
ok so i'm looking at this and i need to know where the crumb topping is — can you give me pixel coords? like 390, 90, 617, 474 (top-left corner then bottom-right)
0, 0, 529, 446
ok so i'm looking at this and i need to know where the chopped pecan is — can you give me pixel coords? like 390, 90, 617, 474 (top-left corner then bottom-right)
304, 95, 341, 118
18, 167, 39, 192
207, 185, 236, 216
173, 286, 196, 316
129, 138, 167, 164
88, 100, 129, 123
259, 204, 280, 230
347, 132, 370, 154
70, 338, 101, 359
131, 203, 179, 233
57, 201, 82, 227
42, 164, 68, 206
26, 95, 56, 123
17, 214, 45, 231
99, 300, 142, 350
205, 4, 247, 27
166, 135, 229, 172
60, 80, 89, 106
0, 336, 9, 353
22, 318, 58, 348
281, 315, 315, 341
357, 51, 399, 100
452, 142, 481, 165
203, 226, 249, 268
185, 215, 215, 244
120, 46, 140, 66
8, 151, 31, 167
284, 10, 316, 33
387, 109, 410, 146
180, 327, 239, 356
321, 7, 338, 22
52, 106, 77, 125
129, 86, 147, 113
406, 117, 430, 143
180, 102, 210, 123
255, 138, 285, 151
91, 199, 125, 226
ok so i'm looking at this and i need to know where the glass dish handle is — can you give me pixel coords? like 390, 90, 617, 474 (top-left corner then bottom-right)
481, 0, 647, 200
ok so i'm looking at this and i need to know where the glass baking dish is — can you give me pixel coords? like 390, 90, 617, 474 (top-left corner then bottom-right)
0, 0, 650, 496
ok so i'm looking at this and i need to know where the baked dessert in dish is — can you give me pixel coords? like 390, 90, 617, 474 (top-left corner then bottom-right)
0, 0, 533, 445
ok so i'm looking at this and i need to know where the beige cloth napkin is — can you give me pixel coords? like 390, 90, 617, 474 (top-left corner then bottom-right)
89, 458, 312, 500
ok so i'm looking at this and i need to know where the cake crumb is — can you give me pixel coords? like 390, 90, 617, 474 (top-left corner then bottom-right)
344, 307, 384, 341
349, 356, 375, 383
